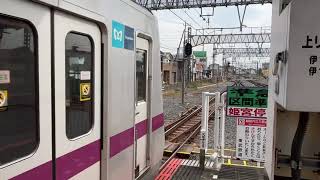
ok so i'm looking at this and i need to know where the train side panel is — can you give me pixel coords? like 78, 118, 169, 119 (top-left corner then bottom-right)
0, 0, 164, 179
42, 0, 164, 179
0, 1, 52, 179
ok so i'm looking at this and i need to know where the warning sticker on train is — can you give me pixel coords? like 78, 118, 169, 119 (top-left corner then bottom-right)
0, 90, 8, 109
0, 70, 10, 84
80, 83, 91, 101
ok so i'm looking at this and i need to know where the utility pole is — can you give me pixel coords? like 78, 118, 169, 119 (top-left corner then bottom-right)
182, 22, 186, 105
187, 27, 192, 83
182, 26, 193, 104
256, 61, 259, 77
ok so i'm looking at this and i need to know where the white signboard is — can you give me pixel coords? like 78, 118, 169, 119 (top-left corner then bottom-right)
0, 70, 10, 84
80, 71, 91, 80
236, 118, 267, 162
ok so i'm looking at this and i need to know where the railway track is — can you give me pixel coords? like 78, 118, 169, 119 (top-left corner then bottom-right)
231, 80, 245, 87
160, 84, 232, 172
247, 79, 268, 87
165, 98, 215, 144
160, 100, 216, 172
159, 80, 268, 172
164, 105, 199, 132
233, 79, 268, 87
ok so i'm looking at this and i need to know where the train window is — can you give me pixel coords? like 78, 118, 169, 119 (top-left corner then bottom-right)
0, 16, 38, 165
136, 49, 147, 102
65, 32, 94, 139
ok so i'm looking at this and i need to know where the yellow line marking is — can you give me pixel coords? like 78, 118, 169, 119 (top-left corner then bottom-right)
191, 151, 217, 156
224, 148, 236, 151
223, 163, 264, 169
243, 161, 247, 166
177, 151, 191, 155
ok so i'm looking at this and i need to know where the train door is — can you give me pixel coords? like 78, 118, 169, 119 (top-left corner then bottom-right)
134, 37, 149, 177
0, 1, 53, 179
53, 11, 101, 179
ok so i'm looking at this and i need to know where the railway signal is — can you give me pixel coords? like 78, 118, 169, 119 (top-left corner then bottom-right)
184, 42, 192, 57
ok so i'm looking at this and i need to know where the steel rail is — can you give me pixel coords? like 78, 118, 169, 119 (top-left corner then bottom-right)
164, 106, 198, 131
159, 125, 201, 172
165, 98, 215, 136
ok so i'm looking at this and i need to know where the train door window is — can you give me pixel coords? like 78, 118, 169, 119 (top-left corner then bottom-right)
65, 32, 94, 139
0, 16, 38, 165
136, 49, 147, 102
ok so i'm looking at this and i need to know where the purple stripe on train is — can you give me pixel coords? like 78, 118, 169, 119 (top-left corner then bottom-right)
11, 140, 100, 180
109, 113, 164, 158
152, 113, 164, 132
10, 161, 52, 180
109, 127, 135, 158
135, 119, 148, 139
56, 140, 100, 180
11, 113, 164, 179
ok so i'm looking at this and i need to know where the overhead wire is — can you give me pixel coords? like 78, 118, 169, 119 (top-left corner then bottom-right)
160, 46, 176, 51
164, 9, 197, 30
156, 2, 197, 53
156, 2, 215, 53
155, 1, 197, 30
157, 17, 186, 25
193, 8, 206, 27
183, 10, 203, 29
160, 43, 177, 51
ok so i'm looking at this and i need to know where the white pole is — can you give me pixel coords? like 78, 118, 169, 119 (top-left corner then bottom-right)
205, 95, 210, 149
214, 92, 221, 152
200, 92, 209, 169
200, 92, 220, 169
221, 92, 227, 158
201, 92, 208, 150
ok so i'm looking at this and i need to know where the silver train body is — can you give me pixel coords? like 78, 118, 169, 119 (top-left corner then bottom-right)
0, 0, 164, 179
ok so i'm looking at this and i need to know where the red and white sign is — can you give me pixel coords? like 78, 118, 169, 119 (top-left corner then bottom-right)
236, 118, 267, 162
227, 107, 267, 118
238, 119, 267, 127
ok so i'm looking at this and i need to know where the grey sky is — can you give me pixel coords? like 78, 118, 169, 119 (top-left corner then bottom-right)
154, 4, 272, 67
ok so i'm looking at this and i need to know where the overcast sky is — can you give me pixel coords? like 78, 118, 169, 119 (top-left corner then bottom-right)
153, 4, 272, 67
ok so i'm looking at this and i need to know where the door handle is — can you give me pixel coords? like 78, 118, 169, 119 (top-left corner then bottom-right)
135, 112, 140, 116
272, 51, 287, 76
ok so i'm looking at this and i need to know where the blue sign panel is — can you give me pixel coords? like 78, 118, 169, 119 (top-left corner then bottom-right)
112, 20, 134, 50
124, 26, 134, 50
112, 20, 125, 49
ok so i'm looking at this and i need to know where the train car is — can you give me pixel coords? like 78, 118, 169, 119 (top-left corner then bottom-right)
0, 0, 164, 179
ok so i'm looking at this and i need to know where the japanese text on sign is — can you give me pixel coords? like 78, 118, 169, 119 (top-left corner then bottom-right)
236, 118, 267, 162
227, 107, 267, 118
305, 54, 320, 77
301, 36, 320, 77
302, 35, 320, 49
227, 87, 268, 108
227, 86, 268, 162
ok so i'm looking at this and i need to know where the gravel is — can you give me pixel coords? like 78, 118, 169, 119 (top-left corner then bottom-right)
162, 81, 237, 149
224, 117, 237, 149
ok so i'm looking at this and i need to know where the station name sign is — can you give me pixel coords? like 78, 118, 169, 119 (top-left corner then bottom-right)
227, 86, 268, 162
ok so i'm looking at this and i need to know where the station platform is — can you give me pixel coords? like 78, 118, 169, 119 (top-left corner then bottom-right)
155, 155, 268, 180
